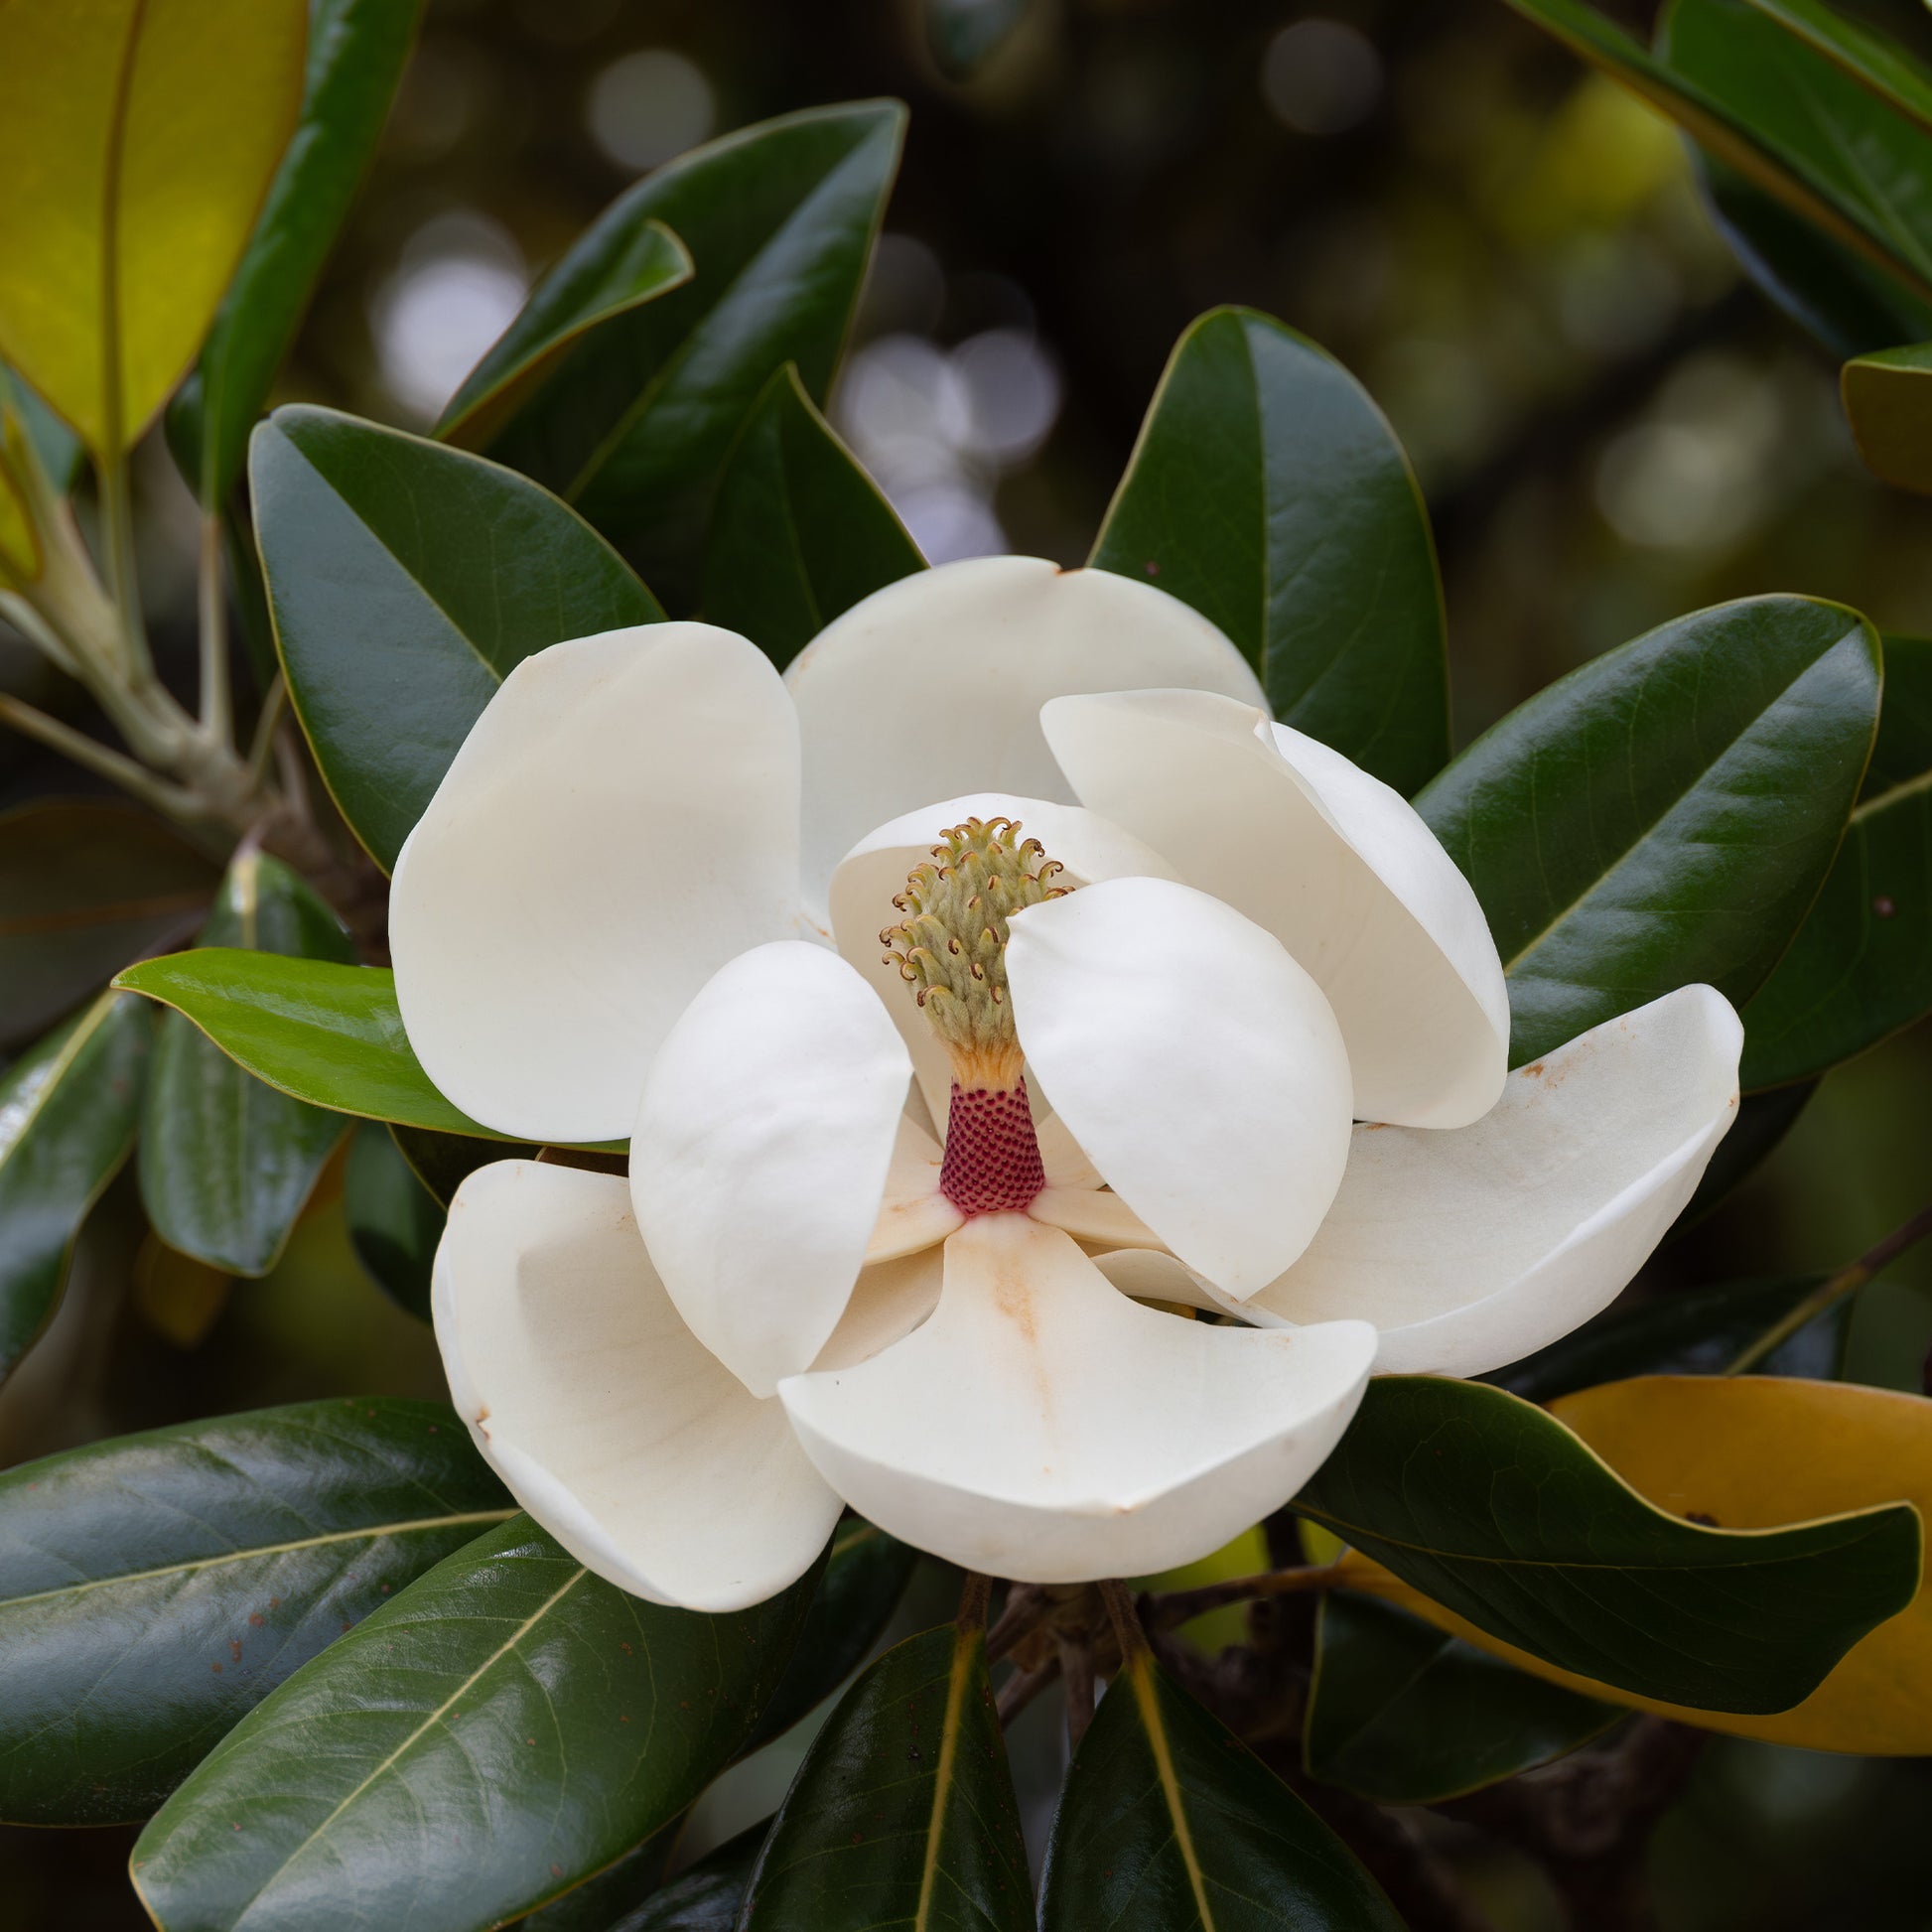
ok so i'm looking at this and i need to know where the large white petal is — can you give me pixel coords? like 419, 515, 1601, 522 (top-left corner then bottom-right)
828, 790, 1178, 1129
788, 557, 1264, 913
391, 623, 803, 1144
434, 1161, 841, 1612
1042, 689, 1508, 1129
631, 942, 911, 1398
780, 1215, 1375, 1583
1245, 985, 1744, 1375
1006, 877, 1353, 1296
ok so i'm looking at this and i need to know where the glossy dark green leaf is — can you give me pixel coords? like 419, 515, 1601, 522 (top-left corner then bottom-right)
1660, 0, 1932, 293
478, 101, 904, 605
390, 1122, 538, 1204
1697, 153, 1932, 359
343, 1118, 442, 1320
437, 220, 693, 449
1495, 1274, 1841, 1405
139, 853, 356, 1276
168, 0, 424, 503
0, 1398, 511, 1824
1501, 0, 1932, 301
525, 1823, 766, 1932
1867, 632, 1932, 797
1091, 306, 1449, 796
0, 798, 219, 1048
1294, 1375, 1920, 1713
746, 1516, 919, 1748
1416, 595, 1880, 1067
739, 1618, 1032, 1931
131, 1516, 818, 1932
0, 991, 150, 1386
251, 404, 662, 871
700, 362, 922, 670
924, 0, 1035, 79
1305, 1590, 1620, 1804
1738, 0, 1932, 137
1841, 341, 1932, 491
513, 1821, 680, 1932
1039, 1648, 1403, 1932
114, 949, 558, 1143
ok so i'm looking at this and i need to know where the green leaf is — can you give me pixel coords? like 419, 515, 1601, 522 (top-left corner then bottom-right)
138, 853, 356, 1276
1415, 595, 1880, 1067
167, 0, 424, 503
1696, 154, 1932, 360
1305, 1590, 1620, 1804
700, 363, 923, 670
1866, 632, 1932, 797
250, 404, 663, 872
131, 1516, 818, 1932
476, 101, 905, 606
0, 0, 307, 452
112, 949, 573, 1144
0, 991, 150, 1387
436, 220, 694, 450
0, 798, 219, 1049
513, 1821, 680, 1932
1737, 0, 1932, 138
1039, 1647, 1404, 1932
739, 1617, 1032, 1931
746, 1516, 919, 1748
1091, 306, 1449, 796
1660, 0, 1932, 296
1495, 1274, 1841, 1405
1294, 1375, 1921, 1713
524, 1823, 766, 1932
343, 1120, 442, 1320
1841, 341, 1932, 492
1500, 0, 1932, 303
0, 1397, 511, 1825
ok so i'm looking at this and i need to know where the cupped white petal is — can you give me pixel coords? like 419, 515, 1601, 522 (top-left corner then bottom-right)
391, 623, 803, 1144
1041, 689, 1508, 1129
788, 557, 1264, 912
867, 1113, 961, 1262
1245, 984, 1744, 1375
779, 1215, 1376, 1583
829, 791, 1179, 1129
434, 1161, 841, 1612
1006, 877, 1353, 1296
1089, 1247, 1245, 1316
631, 942, 911, 1397
810, 1246, 945, 1373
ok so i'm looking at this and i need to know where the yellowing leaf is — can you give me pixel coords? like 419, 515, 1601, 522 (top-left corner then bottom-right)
0, 0, 306, 453
0, 448, 35, 584
1340, 1375, 1932, 1754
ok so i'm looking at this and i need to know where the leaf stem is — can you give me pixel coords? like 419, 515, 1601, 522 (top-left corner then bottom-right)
1143, 1562, 1346, 1633
957, 1572, 991, 1631
197, 509, 230, 745
95, 442, 153, 686
1725, 1201, 1932, 1374
0, 691, 200, 815
1097, 1577, 1150, 1662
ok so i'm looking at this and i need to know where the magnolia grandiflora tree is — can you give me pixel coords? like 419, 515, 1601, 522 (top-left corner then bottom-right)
1, 4, 1931, 1932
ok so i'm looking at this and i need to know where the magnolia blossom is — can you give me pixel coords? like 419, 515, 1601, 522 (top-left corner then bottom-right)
391, 557, 1743, 1612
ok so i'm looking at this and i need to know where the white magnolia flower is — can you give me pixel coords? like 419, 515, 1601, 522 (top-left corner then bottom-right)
391, 556, 1743, 1612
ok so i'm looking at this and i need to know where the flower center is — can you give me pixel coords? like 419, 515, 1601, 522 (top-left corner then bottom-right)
882, 815, 1069, 1215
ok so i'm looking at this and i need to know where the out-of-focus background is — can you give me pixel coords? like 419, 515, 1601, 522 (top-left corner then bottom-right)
4, 1, 1931, 1926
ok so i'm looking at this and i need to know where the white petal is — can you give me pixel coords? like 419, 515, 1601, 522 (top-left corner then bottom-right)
811, 1246, 944, 1373
828, 790, 1179, 1129
1245, 985, 1744, 1375
434, 1162, 841, 1612
1041, 689, 1509, 1129
1089, 1247, 1243, 1316
867, 1113, 961, 1262
391, 623, 803, 1144
780, 1216, 1374, 1581
630, 943, 911, 1397
1006, 877, 1353, 1296
788, 557, 1264, 913
1028, 1187, 1165, 1250
1035, 1111, 1102, 1190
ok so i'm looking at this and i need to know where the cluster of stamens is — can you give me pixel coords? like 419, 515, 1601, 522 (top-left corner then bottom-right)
881, 816, 1070, 1089
884, 817, 1069, 1215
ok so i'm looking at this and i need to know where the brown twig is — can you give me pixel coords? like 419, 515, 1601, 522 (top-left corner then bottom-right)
996, 1657, 1059, 1727
985, 1582, 1046, 1662
1726, 1201, 1932, 1373
1144, 1562, 1347, 1633
957, 1572, 992, 1630
1058, 1632, 1096, 1752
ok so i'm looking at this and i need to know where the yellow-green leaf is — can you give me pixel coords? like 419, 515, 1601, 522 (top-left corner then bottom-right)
1842, 343, 1932, 492
1341, 1376, 1932, 1754
0, 0, 306, 453
0, 447, 35, 584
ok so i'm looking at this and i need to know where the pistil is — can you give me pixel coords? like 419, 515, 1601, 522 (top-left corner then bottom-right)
883, 815, 1068, 1215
